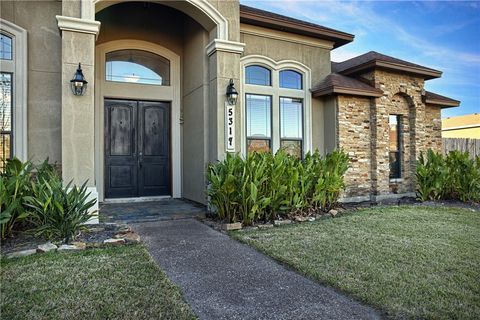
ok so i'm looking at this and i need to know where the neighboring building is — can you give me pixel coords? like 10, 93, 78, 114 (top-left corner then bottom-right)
0, 0, 460, 216
442, 114, 480, 138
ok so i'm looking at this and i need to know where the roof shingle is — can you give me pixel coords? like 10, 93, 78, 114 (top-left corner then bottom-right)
312, 73, 383, 98
240, 5, 354, 48
332, 51, 442, 79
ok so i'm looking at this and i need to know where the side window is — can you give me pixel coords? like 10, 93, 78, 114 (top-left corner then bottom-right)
280, 97, 303, 158
1, 32, 14, 169
246, 94, 272, 153
389, 115, 401, 179
0, 33, 13, 60
280, 70, 302, 90
245, 65, 271, 86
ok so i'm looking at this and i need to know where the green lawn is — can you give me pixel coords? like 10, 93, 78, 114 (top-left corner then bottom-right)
232, 206, 480, 319
1, 245, 195, 320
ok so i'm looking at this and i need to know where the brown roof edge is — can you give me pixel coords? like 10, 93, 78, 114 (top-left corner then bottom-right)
341, 60, 442, 80
424, 91, 460, 108
334, 51, 443, 80
240, 5, 354, 49
312, 85, 384, 98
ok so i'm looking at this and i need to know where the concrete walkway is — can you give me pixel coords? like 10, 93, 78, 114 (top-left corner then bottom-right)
132, 219, 382, 320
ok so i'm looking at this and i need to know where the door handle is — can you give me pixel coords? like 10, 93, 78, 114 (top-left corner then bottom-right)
138, 152, 143, 168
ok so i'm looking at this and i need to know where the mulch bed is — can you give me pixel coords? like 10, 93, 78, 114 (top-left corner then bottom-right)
1, 223, 133, 255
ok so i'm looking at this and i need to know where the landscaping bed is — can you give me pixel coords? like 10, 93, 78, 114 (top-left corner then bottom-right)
1, 244, 196, 320
1, 223, 141, 258
232, 205, 480, 319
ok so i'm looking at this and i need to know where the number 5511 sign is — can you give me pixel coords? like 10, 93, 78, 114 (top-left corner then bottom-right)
225, 103, 235, 152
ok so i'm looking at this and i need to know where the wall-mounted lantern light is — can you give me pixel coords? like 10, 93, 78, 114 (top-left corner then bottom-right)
70, 63, 88, 96
226, 79, 238, 106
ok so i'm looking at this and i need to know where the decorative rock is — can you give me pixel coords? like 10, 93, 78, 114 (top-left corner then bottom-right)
115, 231, 141, 243
116, 225, 131, 234
274, 219, 292, 226
103, 238, 125, 245
71, 241, 86, 250
329, 209, 338, 217
7, 249, 37, 259
308, 217, 316, 222
257, 224, 274, 229
58, 244, 82, 251
294, 216, 308, 222
37, 242, 58, 253
222, 222, 242, 231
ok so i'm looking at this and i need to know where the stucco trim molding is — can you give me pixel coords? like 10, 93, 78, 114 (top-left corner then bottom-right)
206, 39, 245, 56
56, 15, 101, 36
0, 19, 28, 161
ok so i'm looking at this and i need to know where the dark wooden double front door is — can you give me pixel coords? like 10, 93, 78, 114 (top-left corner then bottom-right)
105, 99, 170, 198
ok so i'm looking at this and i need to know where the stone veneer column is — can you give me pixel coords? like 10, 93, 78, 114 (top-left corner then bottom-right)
57, 1, 100, 221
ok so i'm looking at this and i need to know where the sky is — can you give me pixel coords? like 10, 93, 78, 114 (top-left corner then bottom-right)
240, 0, 480, 118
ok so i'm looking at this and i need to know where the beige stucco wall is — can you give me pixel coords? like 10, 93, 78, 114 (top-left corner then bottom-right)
182, 18, 209, 204
240, 25, 332, 84
1, 0, 62, 164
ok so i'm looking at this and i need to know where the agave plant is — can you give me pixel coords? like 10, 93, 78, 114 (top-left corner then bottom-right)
25, 177, 97, 243
0, 158, 34, 239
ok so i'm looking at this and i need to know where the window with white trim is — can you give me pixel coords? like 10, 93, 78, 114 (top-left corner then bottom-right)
1, 33, 13, 169
243, 61, 309, 158
0, 20, 28, 170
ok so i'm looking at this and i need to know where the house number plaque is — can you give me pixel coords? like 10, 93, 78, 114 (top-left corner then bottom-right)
225, 103, 235, 152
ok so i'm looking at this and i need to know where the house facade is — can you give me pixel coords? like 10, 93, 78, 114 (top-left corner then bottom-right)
0, 0, 459, 216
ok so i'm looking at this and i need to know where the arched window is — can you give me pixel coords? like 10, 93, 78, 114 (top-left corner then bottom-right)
245, 65, 271, 86
280, 70, 302, 90
242, 57, 311, 159
106, 49, 170, 86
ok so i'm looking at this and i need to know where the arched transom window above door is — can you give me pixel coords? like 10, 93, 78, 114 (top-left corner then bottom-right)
106, 49, 170, 86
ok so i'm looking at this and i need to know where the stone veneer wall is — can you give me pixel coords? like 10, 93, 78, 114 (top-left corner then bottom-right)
425, 105, 443, 152
366, 70, 425, 196
335, 69, 445, 199
336, 95, 372, 197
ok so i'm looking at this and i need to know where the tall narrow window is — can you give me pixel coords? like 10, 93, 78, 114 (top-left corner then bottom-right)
246, 94, 271, 153
0, 73, 12, 168
280, 97, 303, 158
389, 115, 401, 179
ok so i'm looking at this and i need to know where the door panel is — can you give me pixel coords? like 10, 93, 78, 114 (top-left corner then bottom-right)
105, 99, 171, 198
105, 100, 137, 198
138, 101, 170, 196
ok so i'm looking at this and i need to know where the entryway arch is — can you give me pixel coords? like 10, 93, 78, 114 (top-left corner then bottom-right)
89, 0, 228, 40
95, 40, 181, 201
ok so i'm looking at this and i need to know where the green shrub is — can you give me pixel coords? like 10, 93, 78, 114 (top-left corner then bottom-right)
416, 149, 480, 203
0, 158, 34, 239
25, 176, 97, 243
0, 158, 96, 241
207, 149, 349, 224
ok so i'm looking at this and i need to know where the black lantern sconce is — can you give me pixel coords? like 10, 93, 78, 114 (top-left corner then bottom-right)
226, 79, 238, 106
70, 63, 88, 96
